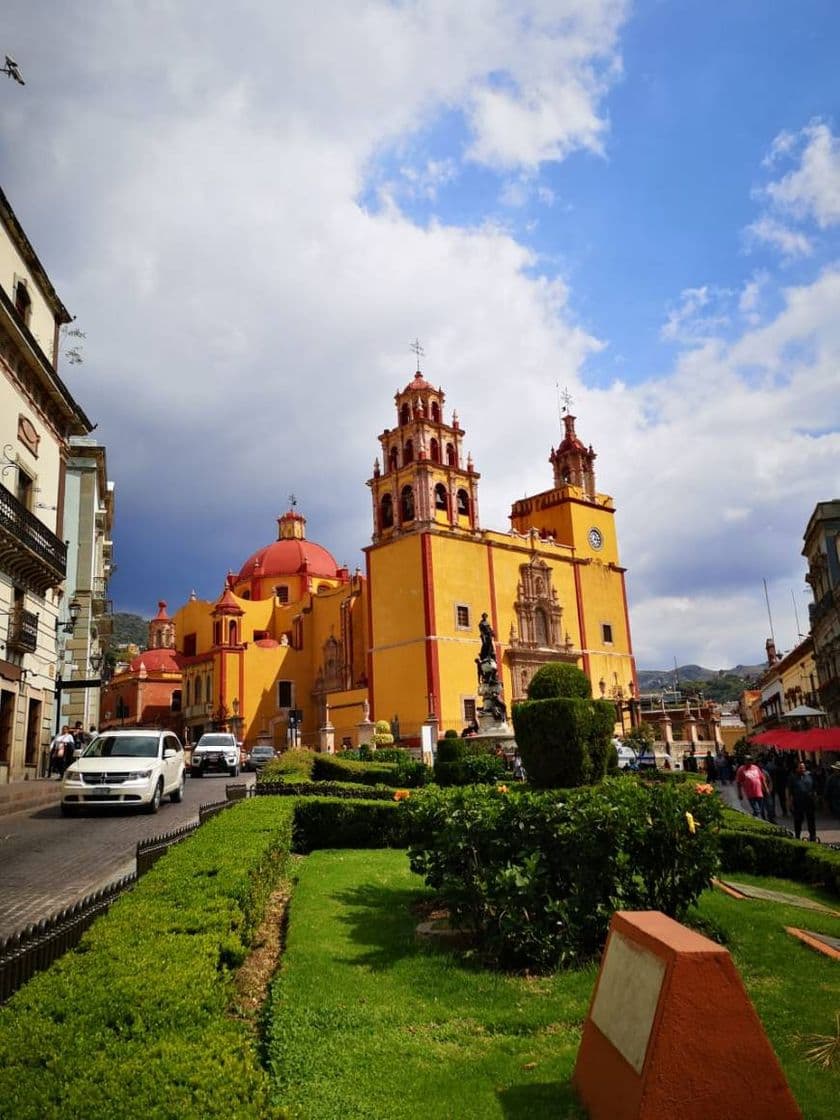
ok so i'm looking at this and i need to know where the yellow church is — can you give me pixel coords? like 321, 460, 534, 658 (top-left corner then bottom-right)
172, 369, 638, 749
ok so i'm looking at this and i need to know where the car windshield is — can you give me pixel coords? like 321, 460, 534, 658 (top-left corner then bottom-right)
253, 747, 274, 757
197, 735, 233, 746
83, 734, 161, 759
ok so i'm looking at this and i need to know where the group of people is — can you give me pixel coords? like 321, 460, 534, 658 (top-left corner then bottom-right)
47, 722, 96, 777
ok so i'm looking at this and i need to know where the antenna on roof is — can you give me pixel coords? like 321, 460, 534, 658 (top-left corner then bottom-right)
763, 578, 775, 644
791, 588, 805, 640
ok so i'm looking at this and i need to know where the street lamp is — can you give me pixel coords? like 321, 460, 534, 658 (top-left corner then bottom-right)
57, 597, 82, 634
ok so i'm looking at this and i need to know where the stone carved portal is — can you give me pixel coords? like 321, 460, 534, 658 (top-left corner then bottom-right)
508, 557, 577, 700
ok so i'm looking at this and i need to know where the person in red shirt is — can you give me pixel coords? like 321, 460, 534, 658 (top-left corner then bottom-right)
736, 755, 769, 819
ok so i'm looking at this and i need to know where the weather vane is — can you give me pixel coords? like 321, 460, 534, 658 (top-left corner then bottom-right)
410, 338, 425, 371
557, 383, 574, 416
2, 56, 25, 85
288, 492, 297, 509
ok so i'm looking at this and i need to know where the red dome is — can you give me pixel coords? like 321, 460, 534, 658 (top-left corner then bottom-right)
130, 648, 180, 673
237, 538, 339, 583
403, 371, 435, 392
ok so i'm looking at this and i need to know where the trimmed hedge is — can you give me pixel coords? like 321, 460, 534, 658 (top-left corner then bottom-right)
0, 799, 295, 1119
257, 780, 397, 800
434, 738, 508, 787
260, 748, 316, 783
292, 797, 404, 852
312, 753, 431, 788
512, 696, 615, 788
719, 819, 840, 899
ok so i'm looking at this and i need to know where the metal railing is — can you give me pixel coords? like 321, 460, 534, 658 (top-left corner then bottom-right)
0, 875, 136, 1004
0, 784, 248, 1003
5, 606, 38, 653
0, 480, 67, 580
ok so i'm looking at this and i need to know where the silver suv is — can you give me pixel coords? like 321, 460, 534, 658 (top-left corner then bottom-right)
190, 732, 240, 778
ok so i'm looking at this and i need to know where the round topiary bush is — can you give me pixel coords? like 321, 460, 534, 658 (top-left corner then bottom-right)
372, 719, 394, 748
527, 662, 591, 700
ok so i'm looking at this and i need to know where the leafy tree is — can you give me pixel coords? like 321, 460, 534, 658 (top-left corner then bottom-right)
527, 662, 591, 700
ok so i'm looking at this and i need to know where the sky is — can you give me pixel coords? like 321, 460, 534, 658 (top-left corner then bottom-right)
2, 1, 839, 671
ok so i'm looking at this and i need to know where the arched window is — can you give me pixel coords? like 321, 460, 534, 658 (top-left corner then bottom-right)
456, 488, 469, 517
434, 483, 448, 512
446, 442, 456, 466
404, 439, 414, 464
380, 493, 394, 529
213, 621, 222, 645
229, 620, 238, 645
400, 403, 410, 425
388, 446, 399, 472
431, 400, 440, 422
429, 437, 440, 463
401, 485, 415, 522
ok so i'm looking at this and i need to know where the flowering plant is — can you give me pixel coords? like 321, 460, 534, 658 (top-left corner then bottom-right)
694, 783, 714, 795
393, 789, 411, 802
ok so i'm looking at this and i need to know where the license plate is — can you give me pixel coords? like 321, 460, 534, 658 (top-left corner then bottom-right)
89, 788, 111, 798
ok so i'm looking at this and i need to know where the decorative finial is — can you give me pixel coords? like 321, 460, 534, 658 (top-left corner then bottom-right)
409, 338, 425, 371
289, 492, 297, 509
557, 383, 574, 415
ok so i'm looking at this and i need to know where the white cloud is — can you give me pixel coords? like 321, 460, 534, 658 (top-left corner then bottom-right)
763, 120, 840, 228
660, 285, 731, 344
744, 217, 813, 258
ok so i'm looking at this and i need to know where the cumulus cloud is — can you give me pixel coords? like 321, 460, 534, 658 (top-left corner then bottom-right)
744, 217, 813, 258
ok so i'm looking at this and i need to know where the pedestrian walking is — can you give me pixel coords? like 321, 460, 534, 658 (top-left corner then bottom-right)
790, 761, 817, 842
703, 751, 717, 783
735, 755, 769, 819
759, 758, 776, 823
512, 752, 526, 782
48, 725, 75, 778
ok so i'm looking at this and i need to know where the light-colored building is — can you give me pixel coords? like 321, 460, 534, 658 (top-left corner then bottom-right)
756, 635, 819, 728
60, 437, 115, 733
0, 187, 92, 780
803, 500, 840, 726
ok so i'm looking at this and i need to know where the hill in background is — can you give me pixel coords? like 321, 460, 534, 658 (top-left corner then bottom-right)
110, 612, 148, 648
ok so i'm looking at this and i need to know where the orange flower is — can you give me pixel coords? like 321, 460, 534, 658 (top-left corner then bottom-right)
393, 789, 411, 801
694, 783, 714, 795
497, 784, 509, 794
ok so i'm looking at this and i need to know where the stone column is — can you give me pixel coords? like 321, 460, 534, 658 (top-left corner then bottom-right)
658, 712, 673, 747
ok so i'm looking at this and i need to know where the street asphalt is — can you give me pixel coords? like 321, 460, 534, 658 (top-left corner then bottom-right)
0, 773, 254, 939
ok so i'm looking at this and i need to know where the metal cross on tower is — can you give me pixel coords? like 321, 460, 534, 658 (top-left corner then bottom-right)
557, 384, 574, 415
410, 338, 425, 371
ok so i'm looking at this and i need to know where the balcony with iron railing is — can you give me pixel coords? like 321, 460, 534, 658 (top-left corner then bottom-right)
5, 606, 39, 654
0, 481, 67, 594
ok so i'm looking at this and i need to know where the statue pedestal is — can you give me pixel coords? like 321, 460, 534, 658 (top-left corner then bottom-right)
477, 710, 511, 738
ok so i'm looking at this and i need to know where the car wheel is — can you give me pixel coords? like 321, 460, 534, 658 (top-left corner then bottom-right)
170, 771, 185, 803
145, 778, 163, 814
229, 765, 239, 778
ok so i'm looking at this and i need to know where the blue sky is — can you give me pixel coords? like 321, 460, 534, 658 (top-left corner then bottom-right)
2, 1, 839, 669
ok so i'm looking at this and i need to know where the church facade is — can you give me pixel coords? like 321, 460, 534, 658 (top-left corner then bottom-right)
168, 369, 637, 749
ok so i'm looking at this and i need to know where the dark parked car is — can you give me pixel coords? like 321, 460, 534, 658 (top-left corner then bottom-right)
244, 745, 277, 772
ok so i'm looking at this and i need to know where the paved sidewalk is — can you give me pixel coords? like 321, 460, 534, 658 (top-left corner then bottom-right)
717, 780, 840, 845
0, 777, 62, 818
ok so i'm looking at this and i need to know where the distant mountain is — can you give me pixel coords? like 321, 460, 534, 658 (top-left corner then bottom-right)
110, 612, 149, 648
637, 664, 765, 690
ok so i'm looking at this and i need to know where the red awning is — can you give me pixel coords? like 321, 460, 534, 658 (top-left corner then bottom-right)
749, 727, 840, 752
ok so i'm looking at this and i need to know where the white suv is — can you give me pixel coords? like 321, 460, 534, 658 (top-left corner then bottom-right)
190, 732, 240, 778
61, 729, 186, 816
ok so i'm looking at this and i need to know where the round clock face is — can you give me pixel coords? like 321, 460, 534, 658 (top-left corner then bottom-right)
588, 527, 603, 550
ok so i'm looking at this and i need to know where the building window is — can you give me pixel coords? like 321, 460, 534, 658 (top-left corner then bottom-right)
431, 401, 440, 422
404, 439, 414, 464
24, 698, 41, 767
183, 633, 197, 657
388, 446, 399, 472
171, 690, 182, 712
434, 483, 448, 511
228, 620, 238, 645
14, 281, 31, 327
15, 467, 33, 511
463, 698, 476, 724
430, 437, 440, 463
205, 676, 212, 703
401, 485, 415, 522
277, 680, 293, 709
380, 493, 394, 529
456, 604, 470, 629
446, 442, 456, 467
456, 488, 469, 516
213, 621, 222, 645
602, 623, 613, 644
276, 585, 289, 604
400, 403, 410, 426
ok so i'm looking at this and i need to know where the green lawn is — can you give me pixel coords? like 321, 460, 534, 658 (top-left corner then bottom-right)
265, 850, 840, 1120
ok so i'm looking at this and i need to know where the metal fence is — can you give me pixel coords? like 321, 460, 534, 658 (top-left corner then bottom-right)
1, 786, 248, 1004
0, 874, 136, 1004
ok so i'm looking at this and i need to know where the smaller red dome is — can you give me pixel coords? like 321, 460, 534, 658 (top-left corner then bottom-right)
255, 637, 280, 649
403, 371, 436, 392
130, 648, 181, 674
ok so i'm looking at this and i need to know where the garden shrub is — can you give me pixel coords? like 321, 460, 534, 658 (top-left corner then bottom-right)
434, 738, 508, 786
526, 662, 591, 700
512, 696, 615, 788
314, 752, 431, 788
256, 780, 396, 800
292, 797, 404, 852
0, 799, 295, 1118
402, 776, 722, 970
341, 745, 412, 764
718, 822, 840, 898
261, 747, 316, 783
